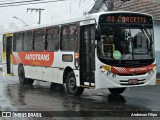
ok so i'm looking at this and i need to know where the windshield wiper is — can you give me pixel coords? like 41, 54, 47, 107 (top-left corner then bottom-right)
141, 28, 152, 43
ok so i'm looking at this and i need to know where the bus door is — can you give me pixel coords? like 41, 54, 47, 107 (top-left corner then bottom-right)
80, 22, 95, 87
6, 34, 13, 75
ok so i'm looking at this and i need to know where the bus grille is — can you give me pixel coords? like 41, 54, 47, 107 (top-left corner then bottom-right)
117, 72, 146, 76
119, 79, 146, 85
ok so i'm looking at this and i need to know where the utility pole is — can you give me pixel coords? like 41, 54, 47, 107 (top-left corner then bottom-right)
27, 8, 45, 24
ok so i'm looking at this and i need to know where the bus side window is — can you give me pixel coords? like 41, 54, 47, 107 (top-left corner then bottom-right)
34, 28, 46, 52
24, 30, 33, 51
69, 24, 78, 51
61, 25, 70, 51
61, 24, 78, 51
14, 32, 23, 52
46, 26, 59, 51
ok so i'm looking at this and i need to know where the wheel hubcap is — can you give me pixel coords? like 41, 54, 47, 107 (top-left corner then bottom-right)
69, 77, 76, 89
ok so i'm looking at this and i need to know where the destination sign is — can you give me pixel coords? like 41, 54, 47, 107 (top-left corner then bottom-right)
99, 13, 153, 25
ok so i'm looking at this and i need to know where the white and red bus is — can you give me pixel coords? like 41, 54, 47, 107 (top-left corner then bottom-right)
2, 11, 156, 96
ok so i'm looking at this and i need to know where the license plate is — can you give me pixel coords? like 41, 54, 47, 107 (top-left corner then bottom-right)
128, 79, 138, 85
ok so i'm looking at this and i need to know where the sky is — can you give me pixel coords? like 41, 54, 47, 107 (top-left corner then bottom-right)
0, 0, 160, 51
0, 0, 160, 30
0, 0, 95, 31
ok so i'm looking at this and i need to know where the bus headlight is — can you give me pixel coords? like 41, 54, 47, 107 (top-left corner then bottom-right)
153, 66, 156, 70
100, 66, 106, 72
100, 67, 106, 72
100, 65, 111, 73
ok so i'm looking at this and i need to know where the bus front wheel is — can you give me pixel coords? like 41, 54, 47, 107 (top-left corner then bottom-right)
108, 88, 126, 95
18, 66, 34, 85
66, 71, 84, 96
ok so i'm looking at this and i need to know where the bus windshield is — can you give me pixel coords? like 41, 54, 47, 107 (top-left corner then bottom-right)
97, 27, 154, 61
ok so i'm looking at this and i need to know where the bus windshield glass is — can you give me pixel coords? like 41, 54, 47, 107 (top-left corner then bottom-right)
97, 27, 154, 60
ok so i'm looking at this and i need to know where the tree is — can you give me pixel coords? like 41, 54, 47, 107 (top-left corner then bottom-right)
106, 0, 114, 11
88, 0, 131, 13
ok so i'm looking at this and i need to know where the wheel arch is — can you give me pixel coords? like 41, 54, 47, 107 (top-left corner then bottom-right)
18, 63, 23, 69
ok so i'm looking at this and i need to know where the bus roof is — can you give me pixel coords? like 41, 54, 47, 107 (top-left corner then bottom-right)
3, 11, 153, 34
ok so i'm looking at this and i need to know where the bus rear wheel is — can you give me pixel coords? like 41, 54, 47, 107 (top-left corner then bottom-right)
108, 88, 126, 95
66, 71, 84, 96
18, 66, 34, 85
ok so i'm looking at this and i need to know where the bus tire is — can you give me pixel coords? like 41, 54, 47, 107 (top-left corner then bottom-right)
108, 88, 126, 95
66, 71, 84, 96
18, 65, 27, 85
18, 66, 34, 85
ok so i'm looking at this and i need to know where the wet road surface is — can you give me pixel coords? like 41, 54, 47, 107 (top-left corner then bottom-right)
0, 72, 160, 119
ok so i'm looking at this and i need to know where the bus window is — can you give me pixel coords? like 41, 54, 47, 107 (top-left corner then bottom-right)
13, 32, 23, 52
23, 30, 33, 51
61, 24, 78, 51
34, 28, 46, 51
46, 26, 59, 51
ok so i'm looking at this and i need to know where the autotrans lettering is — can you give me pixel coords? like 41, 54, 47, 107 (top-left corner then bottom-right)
12, 52, 54, 67
129, 67, 147, 72
128, 64, 156, 73
25, 54, 50, 61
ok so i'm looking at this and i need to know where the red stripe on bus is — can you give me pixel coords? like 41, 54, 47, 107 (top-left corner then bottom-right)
111, 64, 156, 74
12, 52, 54, 67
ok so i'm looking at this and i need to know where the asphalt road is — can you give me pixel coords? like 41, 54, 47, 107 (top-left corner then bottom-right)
0, 72, 160, 120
